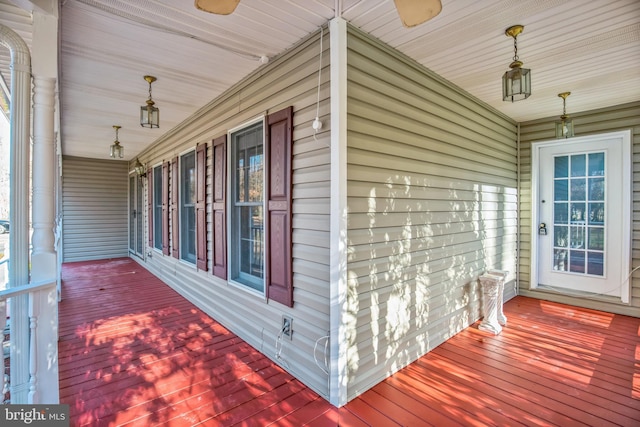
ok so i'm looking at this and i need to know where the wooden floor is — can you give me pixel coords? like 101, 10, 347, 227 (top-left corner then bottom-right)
59, 258, 640, 427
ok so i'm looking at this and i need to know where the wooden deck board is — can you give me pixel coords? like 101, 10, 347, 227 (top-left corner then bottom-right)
59, 258, 640, 426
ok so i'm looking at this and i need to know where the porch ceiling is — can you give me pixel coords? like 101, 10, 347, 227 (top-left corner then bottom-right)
1, 0, 639, 161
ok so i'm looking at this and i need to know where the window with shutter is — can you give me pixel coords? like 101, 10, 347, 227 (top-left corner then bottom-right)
196, 143, 208, 270
265, 106, 293, 307
220, 106, 293, 306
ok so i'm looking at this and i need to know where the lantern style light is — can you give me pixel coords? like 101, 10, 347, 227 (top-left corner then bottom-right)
134, 158, 146, 177
555, 92, 574, 138
110, 125, 124, 158
502, 25, 531, 102
140, 75, 159, 128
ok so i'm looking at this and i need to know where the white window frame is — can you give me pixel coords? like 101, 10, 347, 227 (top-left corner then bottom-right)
179, 149, 197, 265
227, 116, 267, 297
152, 163, 163, 252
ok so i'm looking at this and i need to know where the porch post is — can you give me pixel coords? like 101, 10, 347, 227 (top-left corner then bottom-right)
0, 23, 32, 404
31, 75, 57, 283
30, 9, 60, 403
329, 16, 348, 407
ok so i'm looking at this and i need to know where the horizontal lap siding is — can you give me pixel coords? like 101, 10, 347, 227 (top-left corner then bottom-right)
139, 30, 332, 398
519, 101, 640, 315
345, 27, 518, 400
62, 157, 129, 262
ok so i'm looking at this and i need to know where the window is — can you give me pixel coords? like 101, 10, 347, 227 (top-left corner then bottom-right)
180, 151, 196, 263
153, 165, 163, 250
211, 106, 293, 306
230, 121, 264, 291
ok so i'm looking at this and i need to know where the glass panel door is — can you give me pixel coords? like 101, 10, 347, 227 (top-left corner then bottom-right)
535, 132, 630, 302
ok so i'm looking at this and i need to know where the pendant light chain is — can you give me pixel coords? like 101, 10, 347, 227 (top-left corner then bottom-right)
512, 36, 519, 62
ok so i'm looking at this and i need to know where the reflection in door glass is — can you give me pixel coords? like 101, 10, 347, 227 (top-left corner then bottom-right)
552, 152, 605, 276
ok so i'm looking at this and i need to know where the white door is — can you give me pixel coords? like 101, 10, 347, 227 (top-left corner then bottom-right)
533, 131, 631, 302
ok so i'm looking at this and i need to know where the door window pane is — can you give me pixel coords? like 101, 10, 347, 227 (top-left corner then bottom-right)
588, 177, 604, 200
554, 156, 568, 178
588, 152, 605, 176
554, 203, 568, 224
587, 252, 604, 276
554, 226, 568, 247
570, 202, 585, 223
553, 249, 568, 271
569, 250, 585, 273
588, 228, 604, 251
554, 179, 568, 201
570, 154, 585, 177
570, 178, 585, 201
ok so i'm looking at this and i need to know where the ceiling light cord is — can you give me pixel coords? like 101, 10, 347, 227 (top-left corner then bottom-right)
312, 25, 324, 134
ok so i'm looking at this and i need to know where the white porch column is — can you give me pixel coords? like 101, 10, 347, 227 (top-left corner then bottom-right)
31, 76, 57, 281
0, 23, 32, 404
29, 9, 60, 404
329, 16, 348, 408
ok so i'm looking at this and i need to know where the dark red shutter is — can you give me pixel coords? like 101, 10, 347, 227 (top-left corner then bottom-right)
212, 135, 227, 279
162, 161, 170, 255
147, 167, 153, 248
266, 106, 293, 307
196, 143, 208, 271
171, 156, 179, 259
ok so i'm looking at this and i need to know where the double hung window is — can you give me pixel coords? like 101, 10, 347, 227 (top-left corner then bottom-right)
230, 121, 264, 292
180, 151, 196, 263
153, 165, 163, 250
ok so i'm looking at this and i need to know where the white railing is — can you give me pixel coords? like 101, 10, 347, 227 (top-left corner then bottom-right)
0, 279, 58, 404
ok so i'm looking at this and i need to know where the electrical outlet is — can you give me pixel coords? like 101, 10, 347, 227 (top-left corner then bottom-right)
282, 316, 293, 340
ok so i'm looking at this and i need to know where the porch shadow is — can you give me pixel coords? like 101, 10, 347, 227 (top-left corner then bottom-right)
58, 258, 335, 426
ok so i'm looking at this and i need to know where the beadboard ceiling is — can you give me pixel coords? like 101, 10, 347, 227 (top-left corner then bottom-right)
1, 0, 639, 160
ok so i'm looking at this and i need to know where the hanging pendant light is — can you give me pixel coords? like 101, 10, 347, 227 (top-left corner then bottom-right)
110, 125, 124, 158
140, 75, 159, 128
555, 92, 574, 138
134, 158, 146, 177
502, 25, 531, 102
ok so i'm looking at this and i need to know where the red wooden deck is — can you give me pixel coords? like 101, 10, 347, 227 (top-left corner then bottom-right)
59, 258, 640, 426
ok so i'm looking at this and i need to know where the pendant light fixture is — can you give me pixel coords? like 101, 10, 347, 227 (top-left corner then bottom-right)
555, 92, 574, 138
502, 25, 531, 102
140, 75, 159, 128
134, 158, 146, 177
110, 125, 124, 158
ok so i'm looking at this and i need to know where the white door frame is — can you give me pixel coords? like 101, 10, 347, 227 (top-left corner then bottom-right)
530, 130, 632, 303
